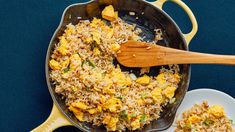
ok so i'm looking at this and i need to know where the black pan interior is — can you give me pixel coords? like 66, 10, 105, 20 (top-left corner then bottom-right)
46, 0, 190, 131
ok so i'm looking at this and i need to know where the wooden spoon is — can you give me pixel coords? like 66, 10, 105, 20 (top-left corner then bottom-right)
117, 41, 235, 67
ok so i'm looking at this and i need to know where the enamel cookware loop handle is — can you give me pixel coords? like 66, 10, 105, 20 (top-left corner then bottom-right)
151, 0, 198, 45
31, 104, 72, 132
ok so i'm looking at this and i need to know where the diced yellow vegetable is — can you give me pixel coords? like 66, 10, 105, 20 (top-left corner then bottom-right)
68, 105, 84, 121
208, 105, 225, 118
93, 47, 101, 55
49, 59, 60, 70
136, 75, 150, 85
162, 86, 176, 99
111, 43, 120, 52
151, 88, 163, 103
71, 101, 88, 110
101, 5, 118, 21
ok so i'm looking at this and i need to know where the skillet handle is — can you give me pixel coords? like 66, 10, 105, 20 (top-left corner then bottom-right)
151, 0, 198, 45
31, 103, 72, 132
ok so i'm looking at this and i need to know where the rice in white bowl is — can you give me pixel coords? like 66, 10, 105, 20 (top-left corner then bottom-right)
175, 101, 233, 132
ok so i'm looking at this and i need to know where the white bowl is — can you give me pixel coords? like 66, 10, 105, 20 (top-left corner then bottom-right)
164, 88, 235, 132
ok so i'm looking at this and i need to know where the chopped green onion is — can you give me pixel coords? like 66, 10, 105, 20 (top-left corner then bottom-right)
184, 123, 192, 129
63, 67, 69, 73
86, 59, 96, 68
169, 98, 176, 104
85, 86, 91, 91
229, 119, 235, 125
203, 119, 214, 126
116, 96, 123, 100
139, 114, 147, 123
119, 110, 128, 120
140, 92, 147, 99
90, 43, 96, 50
81, 60, 85, 68
130, 112, 137, 118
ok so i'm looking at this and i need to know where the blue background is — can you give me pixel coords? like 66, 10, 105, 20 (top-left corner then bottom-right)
1, 0, 235, 131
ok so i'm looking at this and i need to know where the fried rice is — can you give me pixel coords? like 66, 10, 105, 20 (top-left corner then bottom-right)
175, 101, 233, 132
49, 5, 181, 131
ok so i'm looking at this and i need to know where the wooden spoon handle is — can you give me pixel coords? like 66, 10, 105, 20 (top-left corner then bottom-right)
153, 46, 235, 66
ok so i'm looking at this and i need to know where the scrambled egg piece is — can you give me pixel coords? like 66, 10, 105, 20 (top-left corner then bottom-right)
58, 36, 69, 55
61, 58, 70, 68
90, 17, 105, 28
103, 97, 122, 113
136, 75, 150, 85
62, 72, 70, 79
91, 31, 101, 44
155, 73, 166, 86
162, 86, 176, 99
69, 54, 81, 70
101, 5, 118, 21
97, 105, 102, 112
174, 73, 181, 83
137, 99, 144, 106
106, 28, 114, 38
49, 59, 60, 70
131, 116, 141, 130
65, 24, 75, 35
151, 88, 163, 103
99, 95, 106, 104
111, 43, 120, 52
111, 68, 131, 86
71, 101, 88, 110
68, 105, 84, 121
187, 115, 202, 124
107, 117, 119, 131
102, 77, 115, 94
93, 47, 101, 55
103, 115, 111, 124
87, 108, 98, 114
84, 37, 93, 44
208, 105, 225, 118
103, 115, 119, 131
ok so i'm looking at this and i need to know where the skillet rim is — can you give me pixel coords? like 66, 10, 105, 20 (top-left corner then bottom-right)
45, 0, 191, 131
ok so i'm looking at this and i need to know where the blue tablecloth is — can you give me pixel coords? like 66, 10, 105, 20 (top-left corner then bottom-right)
1, 0, 235, 131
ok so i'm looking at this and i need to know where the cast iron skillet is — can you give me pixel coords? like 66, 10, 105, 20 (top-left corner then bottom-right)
45, 0, 198, 131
